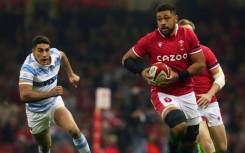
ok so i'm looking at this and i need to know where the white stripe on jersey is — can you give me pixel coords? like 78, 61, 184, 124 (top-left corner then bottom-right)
132, 47, 143, 58
209, 63, 220, 71
19, 48, 61, 113
189, 48, 202, 54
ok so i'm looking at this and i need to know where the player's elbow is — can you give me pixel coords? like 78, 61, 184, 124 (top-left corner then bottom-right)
213, 67, 225, 89
122, 58, 125, 65
197, 62, 205, 74
20, 95, 28, 103
20, 93, 31, 103
223, 77, 226, 86
214, 73, 225, 89
122, 55, 128, 65
221, 75, 226, 87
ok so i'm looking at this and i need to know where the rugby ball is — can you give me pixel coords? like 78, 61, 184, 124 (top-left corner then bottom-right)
149, 62, 171, 85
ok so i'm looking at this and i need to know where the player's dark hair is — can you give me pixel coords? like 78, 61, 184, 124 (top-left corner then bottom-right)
32, 35, 50, 48
156, 3, 177, 15
178, 19, 196, 31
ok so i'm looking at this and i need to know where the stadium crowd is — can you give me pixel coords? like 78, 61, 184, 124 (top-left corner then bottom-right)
0, 0, 244, 152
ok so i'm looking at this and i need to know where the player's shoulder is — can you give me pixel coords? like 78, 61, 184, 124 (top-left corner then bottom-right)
50, 48, 60, 53
144, 29, 158, 39
50, 48, 61, 57
137, 29, 158, 45
200, 45, 211, 51
145, 29, 163, 43
178, 25, 189, 33
200, 44, 217, 60
21, 54, 36, 72
23, 54, 34, 65
200, 45, 214, 54
177, 26, 194, 41
178, 26, 194, 36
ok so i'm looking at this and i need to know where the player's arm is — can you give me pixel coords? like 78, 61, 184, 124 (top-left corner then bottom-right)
197, 66, 225, 107
122, 49, 143, 76
60, 51, 75, 77
60, 51, 80, 88
19, 81, 62, 103
164, 51, 205, 85
201, 66, 225, 97
122, 49, 155, 85
186, 51, 205, 77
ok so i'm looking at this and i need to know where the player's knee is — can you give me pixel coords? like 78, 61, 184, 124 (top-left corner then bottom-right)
201, 142, 214, 152
173, 122, 188, 138
165, 109, 187, 137
216, 143, 227, 153
182, 124, 199, 143
164, 109, 187, 128
198, 133, 212, 143
67, 127, 81, 138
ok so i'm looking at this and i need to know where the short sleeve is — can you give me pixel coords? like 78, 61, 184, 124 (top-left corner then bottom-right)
19, 64, 35, 84
187, 30, 202, 55
132, 34, 151, 58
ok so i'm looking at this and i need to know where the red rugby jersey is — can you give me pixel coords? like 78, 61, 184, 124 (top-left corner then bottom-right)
133, 25, 202, 96
193, 45, 220, 103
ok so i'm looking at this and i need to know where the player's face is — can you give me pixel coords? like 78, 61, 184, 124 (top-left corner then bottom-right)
156, 10, 178, 37
32, 43, 51, 65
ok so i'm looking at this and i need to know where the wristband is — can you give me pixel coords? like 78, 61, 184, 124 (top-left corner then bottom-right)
123, 58, 143, 76
178, 70, 190, 80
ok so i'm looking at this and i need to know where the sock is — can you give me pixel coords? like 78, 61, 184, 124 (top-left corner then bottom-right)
38, 146, 51, 153
73, 134, 91, 153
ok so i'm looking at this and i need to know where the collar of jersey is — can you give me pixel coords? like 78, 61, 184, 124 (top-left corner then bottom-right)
158, 24, 179, 38
31, 54, 55, 69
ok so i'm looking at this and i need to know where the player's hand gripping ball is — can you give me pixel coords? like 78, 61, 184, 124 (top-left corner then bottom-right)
149, 62, 171, 85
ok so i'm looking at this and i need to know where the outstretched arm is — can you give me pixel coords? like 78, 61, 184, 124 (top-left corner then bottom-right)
60, 51, 80, 88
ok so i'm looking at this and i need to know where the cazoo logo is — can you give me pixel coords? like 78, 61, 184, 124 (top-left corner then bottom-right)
157, 53, 188, 61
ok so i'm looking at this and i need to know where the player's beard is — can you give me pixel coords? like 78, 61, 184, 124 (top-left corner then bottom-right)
160, 27, 175, 37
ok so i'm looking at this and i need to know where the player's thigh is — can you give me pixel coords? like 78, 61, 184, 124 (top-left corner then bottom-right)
49, 96, 79, 130
198, 121, 212, 142
150, 91, 181, 118
208, 125, 227, 149
26, 109, 51, 134
178, 92, 201, 126
199, 102, 223, 127
33, 128, 51, 146
53, 107, 78, 130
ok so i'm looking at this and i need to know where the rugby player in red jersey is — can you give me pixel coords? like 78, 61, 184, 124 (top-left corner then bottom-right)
122, 3, 205, 153
178, 19, 227, 153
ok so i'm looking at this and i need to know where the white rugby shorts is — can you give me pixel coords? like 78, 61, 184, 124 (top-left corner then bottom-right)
151, 91, 201, 126
198, 102, 223, 127
26, 96, 65, 134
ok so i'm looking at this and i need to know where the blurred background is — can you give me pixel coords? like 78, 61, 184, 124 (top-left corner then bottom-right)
0, 0, 244, 153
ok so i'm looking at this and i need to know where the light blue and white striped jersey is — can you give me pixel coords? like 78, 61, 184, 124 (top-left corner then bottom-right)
19, 48, 61, 113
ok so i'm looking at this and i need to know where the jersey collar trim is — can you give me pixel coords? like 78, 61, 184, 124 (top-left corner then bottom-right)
31, 54, 55, 69
157, 24, 179, 38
